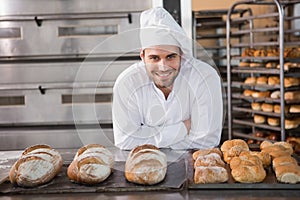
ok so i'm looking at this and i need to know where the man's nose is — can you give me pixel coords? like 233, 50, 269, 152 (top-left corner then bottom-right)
158, 59, 169, 71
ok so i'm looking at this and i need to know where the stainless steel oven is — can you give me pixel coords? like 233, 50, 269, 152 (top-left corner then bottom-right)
0, 0, 152, 150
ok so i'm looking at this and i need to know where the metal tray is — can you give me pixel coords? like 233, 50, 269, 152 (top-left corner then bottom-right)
0, 159, 186, 194
188, 151, 300, 190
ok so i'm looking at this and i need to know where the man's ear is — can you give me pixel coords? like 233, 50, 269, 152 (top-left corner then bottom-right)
140, 49, 144, 61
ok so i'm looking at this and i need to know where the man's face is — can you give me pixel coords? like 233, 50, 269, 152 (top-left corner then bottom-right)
141, 45, 181, 89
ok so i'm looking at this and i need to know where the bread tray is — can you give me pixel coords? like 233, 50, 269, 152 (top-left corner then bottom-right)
0, 159, 186, 194
188, 152, 300, 190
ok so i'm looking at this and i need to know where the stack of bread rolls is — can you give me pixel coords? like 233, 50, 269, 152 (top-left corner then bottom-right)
260, 141, 300, 183
9, 144, 63, 187
67, 144, 114, 185
192, 148, 228, 184
125, 144, 167, 185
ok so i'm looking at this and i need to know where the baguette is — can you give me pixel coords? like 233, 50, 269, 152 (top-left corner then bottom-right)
67, 144, 114, 185
9, 144, 63, 187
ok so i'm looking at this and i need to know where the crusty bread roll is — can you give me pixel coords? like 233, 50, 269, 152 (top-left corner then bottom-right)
260, 141, 293, 159
9, 144, 63, 187
220, 139, 249, 163
272, 155, 300, 184
266, 62, 277, 68
244, 77, 257, 84
253, 49, 267, 57
194, 166, 228, 184
193, 148, 228, 184
285, 119, 299, 129
270, 90, 281, 99
256, 76, 268, 84
274, 104, 289, 114
251, 102, 261, 111
268, 76, 280, 85
250, 62, 263, 68
254, 114, 266, 124
285, 91, 300, 101
243, 89, 254, 97
194, 153, 225, 168
252, 91, 270, 98
286, 137, 300, 154
267, 117, 280, 126
230, 153, 266, 183
284, 77, 300, 87
125, 144, 167, 185
192, 148, 222, 160
67, 144, 114, 185
261, 103, 273, 112
239, 151, 271, 168
239, 61, 250, 67
289, 105, 300, 113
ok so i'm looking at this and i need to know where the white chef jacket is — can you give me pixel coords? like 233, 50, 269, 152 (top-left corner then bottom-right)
112, 57, 223, 150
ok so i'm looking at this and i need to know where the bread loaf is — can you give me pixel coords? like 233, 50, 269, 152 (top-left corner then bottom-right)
285, 91, 300, 101
268, 76, 280, 86
194, 166, 228, 184
274, 104, 289, 114
272, 155, 300, 184
251, 102, 261, 111
261, 103, 273, 112
256, 76, 268, 84
67, 144, 114, 185
229, 153, 266, 183
244, 77, 257, 84
254, 115, 266, 124
239, 151, 271, 168
9, 144, 63, 187
192, 148, 222, 160
125, 144, 167, 185
220, 139, 249, 163
193, 148, 228, 184
270, 90, 280, 99
267, 117, 280, 126
285, 119, 299, 129
284, 77, 300, 87
290, 105, 300, 113
260, 141, 293, 159
252, 91, 270, 98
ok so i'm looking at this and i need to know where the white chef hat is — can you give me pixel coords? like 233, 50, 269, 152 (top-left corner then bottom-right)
140, 7, 193, 56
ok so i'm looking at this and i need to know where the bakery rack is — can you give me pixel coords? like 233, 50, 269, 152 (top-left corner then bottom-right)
226, 0, 300, 145
192, 9, 250, 141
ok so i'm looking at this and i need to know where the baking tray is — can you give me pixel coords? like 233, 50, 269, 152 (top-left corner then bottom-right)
0, 159, 186, 194
188, 151, 300, 190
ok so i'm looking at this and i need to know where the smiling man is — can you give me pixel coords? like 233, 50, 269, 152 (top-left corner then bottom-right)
112, 7, 223, 150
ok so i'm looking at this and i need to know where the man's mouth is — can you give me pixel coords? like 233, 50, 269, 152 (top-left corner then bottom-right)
155, 71, 172, 78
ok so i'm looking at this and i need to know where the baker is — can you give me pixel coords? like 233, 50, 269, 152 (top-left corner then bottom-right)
112, 7, 223, 150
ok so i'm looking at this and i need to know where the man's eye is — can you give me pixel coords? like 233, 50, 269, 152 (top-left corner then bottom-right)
167, 54, 177, 59
150, 56, 159, 61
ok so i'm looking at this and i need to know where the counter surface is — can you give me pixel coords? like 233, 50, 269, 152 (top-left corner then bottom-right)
0, 148, 299, 199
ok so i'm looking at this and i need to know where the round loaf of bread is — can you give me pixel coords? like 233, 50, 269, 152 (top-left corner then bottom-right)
268, 76, 280, 85
67, 144, 114, 185
267, 117, 280, 126
256, 76, 268, 84
9, 144, 63, 187
194, 153, 225, 168
125, 144, 167, 185
244, 77, 257, 84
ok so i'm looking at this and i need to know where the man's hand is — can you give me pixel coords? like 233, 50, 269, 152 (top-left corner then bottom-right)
183, 118, 191, 134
